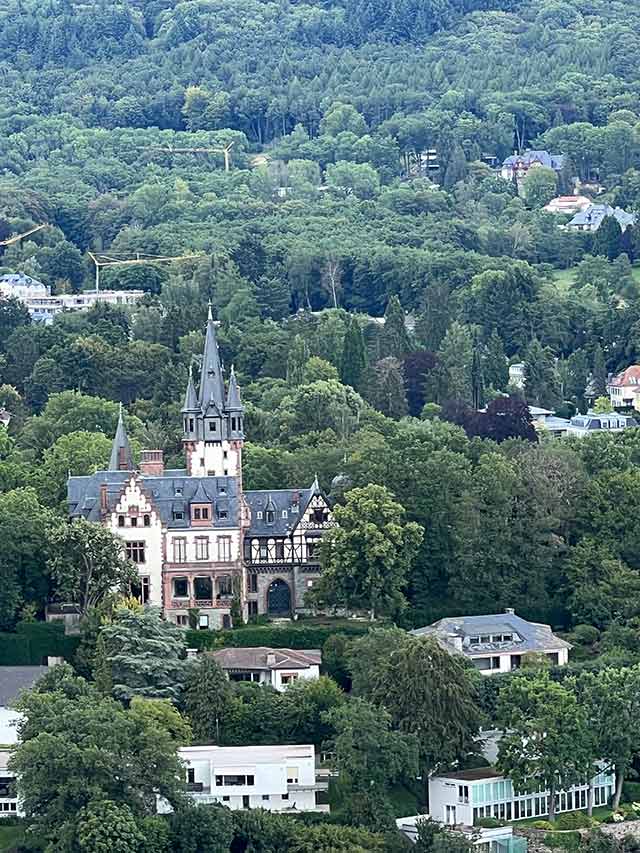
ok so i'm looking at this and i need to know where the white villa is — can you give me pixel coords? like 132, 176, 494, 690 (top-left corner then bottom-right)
607, 365, 640, 411
410, 609, 570, 675
429, 766, 614, 826
396, 815, 526, 853
161, 744, 328, 813
209, 647, 321, 691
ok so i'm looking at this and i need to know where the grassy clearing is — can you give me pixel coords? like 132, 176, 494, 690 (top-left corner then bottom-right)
0, 823, 24, 851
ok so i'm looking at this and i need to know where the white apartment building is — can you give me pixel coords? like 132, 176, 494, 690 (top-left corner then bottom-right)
164, 744, 327, 813
429, 766, 614, 827
209, 647, 321, 691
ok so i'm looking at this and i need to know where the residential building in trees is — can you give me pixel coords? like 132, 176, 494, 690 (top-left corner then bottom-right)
160, 743, 328, 813
565, 203, 636, 232
607, 365, 640, 410
67, 307, 334, 627
566, 410, 638, 436
396, 815, 526, 853
500, 150, 565, 183
410, 609, 570, 674
543, 195, 591, 215
428, 765, 614, 826
209, 647, 321, 690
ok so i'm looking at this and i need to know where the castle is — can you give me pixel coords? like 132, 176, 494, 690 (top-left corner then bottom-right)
67, 308, 334, 628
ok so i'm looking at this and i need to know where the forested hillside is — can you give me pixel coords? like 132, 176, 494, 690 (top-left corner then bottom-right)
3, 0, 640, 643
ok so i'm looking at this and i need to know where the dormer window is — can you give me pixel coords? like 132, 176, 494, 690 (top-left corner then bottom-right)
265, 510, 275, 524
208, 421, 217, 433
191, 504, 211, 525
175, 487, 183, 497
257, 511, 263, 520
282, 510, 288, 519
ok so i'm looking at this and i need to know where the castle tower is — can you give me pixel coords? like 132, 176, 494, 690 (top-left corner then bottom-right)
182, 305, 244, 477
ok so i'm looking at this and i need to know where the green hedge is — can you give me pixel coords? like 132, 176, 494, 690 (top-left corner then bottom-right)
0, 622, 80, 666
185, 623, 371, 651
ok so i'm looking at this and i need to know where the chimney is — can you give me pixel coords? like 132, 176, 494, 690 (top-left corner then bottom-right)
505, 607, 515, 615
266, 653, 276, 668
100, 483, 108, 516
140, 449, 164, 476
448, 634, 463, 653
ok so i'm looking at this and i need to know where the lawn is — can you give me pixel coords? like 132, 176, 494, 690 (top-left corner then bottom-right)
0, 823, 24, 851
551, 265, 640, 289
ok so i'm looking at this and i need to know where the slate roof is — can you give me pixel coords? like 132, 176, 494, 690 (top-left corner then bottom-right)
68, 470, 240, 528
567, 203, 636, 232
411, 611, 570, 656
244, 482, 321, 537
210, 647, 322, 671
502, 150, 564, 170
0, 667, 48, 707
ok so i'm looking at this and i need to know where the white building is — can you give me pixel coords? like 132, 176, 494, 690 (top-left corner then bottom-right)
543, 195, 591, 215
566, 410, 638, 437
164, 744, 328, 813
528, 406, 570, 438
396, 814, 526, 853
607, 365, 640, 410
429, 766, 614, 826
410, 609, 570, 675
0, 271, 144, 324
0, 272, 49, 300
209, 647, 321, 691
508, 363, 525, 389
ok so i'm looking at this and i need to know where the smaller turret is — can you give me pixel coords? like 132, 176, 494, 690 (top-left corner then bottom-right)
109, 404, 134, 472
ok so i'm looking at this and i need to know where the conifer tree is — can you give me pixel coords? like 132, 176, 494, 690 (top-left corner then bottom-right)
380, 295, 410, 359
523, 338, 560, 407
484, 329, 509, 391
286, 334, 310, 387
591, 344, 608, 397
184, 656, 234, 744
471, 340, 484, 410
341, 316, 367, 390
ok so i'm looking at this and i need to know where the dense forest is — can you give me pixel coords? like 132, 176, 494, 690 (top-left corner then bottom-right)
3, 0, 640, 642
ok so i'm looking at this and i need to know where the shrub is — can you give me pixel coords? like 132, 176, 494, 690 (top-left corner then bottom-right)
571, 624, 600, 646
543, 831, 581, 850
474, 817, 505, 828
622, 781, 640, 804
554, 812, 593, 830
531, 820, 554, 830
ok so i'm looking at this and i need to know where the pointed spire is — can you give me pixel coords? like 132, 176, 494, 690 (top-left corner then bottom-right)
198, 304, 225, 411
311, 474, 321, 494
109, 404, 134, 472
182, 366, 198, 412
226, 364, 243, 411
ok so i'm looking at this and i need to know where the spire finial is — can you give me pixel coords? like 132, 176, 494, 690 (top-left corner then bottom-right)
207, 301, 213, 322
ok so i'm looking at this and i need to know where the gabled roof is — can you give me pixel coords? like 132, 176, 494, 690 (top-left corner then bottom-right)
210, 647, 322, 672
68, 470, 240, 529
244, 481, 327, 537
502, 150, 564, 170
608, 365, 640, 388
411, 610, 571, 655
567, 203, 636, 231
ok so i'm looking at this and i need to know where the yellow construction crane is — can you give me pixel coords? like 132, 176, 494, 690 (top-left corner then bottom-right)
138, 142, 235, 172
87, 251, 204, 292
0, 223, 47, 247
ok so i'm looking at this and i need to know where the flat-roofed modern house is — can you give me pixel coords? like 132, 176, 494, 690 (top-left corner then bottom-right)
396, 814, 527, 853
209, 647, 321, 691
410, 609, 570, 674
161, 744, 328, 813
429, 765, 614, 826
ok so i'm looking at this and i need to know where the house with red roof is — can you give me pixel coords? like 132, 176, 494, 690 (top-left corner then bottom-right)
607, 365, 640, 410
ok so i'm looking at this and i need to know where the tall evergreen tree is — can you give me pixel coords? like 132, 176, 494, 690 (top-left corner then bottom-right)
592, 216, 623, 260
591, 343, 608, 397
256, 275, 290, 320
483, 329, 509, 391
365, 357, 408, 419
286, 334, 310, 387
380, 295, 410, 359
184, 656, 234, 743
435, 321, 473, 405
523, 338, 560, 407
471, 338, 484, 410
443, 145, 468, 189
341, 316, 367, 390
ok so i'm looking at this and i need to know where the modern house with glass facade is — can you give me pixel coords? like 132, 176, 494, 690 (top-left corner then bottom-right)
429, 766, 615, 826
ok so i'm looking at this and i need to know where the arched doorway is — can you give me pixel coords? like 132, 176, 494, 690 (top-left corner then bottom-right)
267, 579, 291, 615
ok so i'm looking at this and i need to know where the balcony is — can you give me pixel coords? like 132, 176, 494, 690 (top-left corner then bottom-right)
169, 597, 233, 610
289, 781, 329, 792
